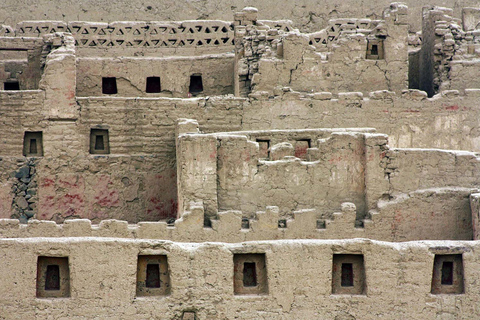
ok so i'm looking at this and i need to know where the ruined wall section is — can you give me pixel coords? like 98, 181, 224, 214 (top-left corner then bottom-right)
234, 4, 408, 97
0, 37, 44, 90
384, 148, 480, 195
177, 128, 379, 224
418, 7, 480, 95
174, 124, 479, 241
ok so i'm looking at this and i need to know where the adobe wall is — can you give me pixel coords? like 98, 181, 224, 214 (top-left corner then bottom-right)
2, 91, 480, 224
0, 238, 479, 319
76, 55, 234, 97
0, 0, 478, 33
243, 90, 480, 152
0, 96, 245, 223
237, 5, 408, 96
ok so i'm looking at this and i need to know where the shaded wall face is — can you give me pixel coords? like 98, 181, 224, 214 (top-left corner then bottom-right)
0, 45, 43, 90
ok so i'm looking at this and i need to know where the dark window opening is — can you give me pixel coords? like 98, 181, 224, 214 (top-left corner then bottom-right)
90, 129, 109, 154
146, 264, 161, 288
441, 261, 454, 285
366, 39, 384, 60
45, 265, 60, 290
146, 76, 161, 93
29, 139, 37, 154
341, 263, 354, 287
316, 219, 326, 229
95, 135, 104, 150
189, 74, 203, 94
278, 219, 287, 228
36, 257, 70, 298
23, 131, 43, 156
136, 255, 170, 296
4, 81, 19, 90
243, 262, 257, 287
241, 218, 250, 229
102, 77, 117, 94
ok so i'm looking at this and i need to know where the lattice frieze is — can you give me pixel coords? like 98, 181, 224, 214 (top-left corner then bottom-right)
258, 20, 295, 33
8, 20, 234, 48
15, 21, 68, 37
0, 25, 15, 37
308, 19, 382, 48
3, 20, 235, 48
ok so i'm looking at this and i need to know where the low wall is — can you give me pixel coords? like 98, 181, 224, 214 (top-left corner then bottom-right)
0, 238, 479, 319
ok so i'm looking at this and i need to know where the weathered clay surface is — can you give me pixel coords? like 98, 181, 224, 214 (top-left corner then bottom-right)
0, 0, 478, 33
0, 238, 479, 319
0, 3, 480, 318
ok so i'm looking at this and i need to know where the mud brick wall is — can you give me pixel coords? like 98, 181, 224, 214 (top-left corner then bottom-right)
242, 90, 480, 152
0, 0, 478, 33
0, 238, 480, 319
76, 55, 234, 97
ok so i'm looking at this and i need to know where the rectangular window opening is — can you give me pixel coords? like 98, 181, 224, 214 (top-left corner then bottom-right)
23, 131, 43, 156
146, 264, 161, 288
45, 265, 60, 290
243, 262, 257, 287
136, 255, 170, 296
102, 77, 117, 94
371, 44, 378, 55
36, 256, 70, 298
241, 218, 250, 229
431, 254, 463, 294
146, 76, 161, 93
189, 74, 203, 94
29, 139, 37, 154
95, 135, 104, 150
4, 81, 19, 90
90, 129, 109, 154
341, 263, 354, 287
441, 261, 454, 285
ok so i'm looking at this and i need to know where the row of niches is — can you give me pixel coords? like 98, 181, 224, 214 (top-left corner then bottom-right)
101, 75, 203, 96
36, 253, 464, 298
21, 130, 110, 157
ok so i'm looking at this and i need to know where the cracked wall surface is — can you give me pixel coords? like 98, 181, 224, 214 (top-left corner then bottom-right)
0, 3, 480, 318
0, 238, 480, 319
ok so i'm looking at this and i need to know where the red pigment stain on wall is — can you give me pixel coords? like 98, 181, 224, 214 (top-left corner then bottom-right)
209, 149, 217, 159
145, 171, 178, 220
294, 146, 308, 159
38, 175, 85, 220
445, 105, 459, 111
92, 176, 119, 207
